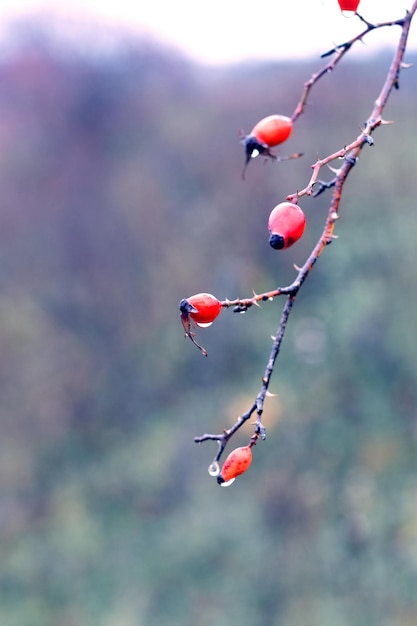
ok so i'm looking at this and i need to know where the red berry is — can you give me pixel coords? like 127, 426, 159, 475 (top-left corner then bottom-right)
242, 114, 293, 178
337, 0, 360, 13
179, 293, 222, 328
251, 115, 293, 147
268, 202, 306, 250
217, 446, 253, 486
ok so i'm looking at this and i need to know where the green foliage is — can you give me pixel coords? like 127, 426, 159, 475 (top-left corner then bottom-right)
1, 20, 417, 626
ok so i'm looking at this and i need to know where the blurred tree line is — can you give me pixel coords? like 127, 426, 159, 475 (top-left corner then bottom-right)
1, 17, 417, 626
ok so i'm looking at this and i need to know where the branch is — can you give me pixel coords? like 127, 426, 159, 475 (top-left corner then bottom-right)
291, 11, 410, 124
194, 3, 417, 474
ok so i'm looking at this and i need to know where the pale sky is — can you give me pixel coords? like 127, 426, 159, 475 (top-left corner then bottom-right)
0, 0, 415, 64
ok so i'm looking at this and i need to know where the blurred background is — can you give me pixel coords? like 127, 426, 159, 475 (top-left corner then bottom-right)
1, 1, 417, 625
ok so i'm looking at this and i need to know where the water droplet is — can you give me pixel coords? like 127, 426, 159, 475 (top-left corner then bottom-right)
208, 462, 220, 477
196, 321, 213, 328
220, 478, 236, 487
341, 10, 355, 17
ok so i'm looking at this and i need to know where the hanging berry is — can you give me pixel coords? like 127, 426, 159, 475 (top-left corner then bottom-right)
179, 293, 222, 356
180, 293, 222, 328
268, 201, 306, 250
217, 445, 253, 486
242, 114, 293, 178
337, 0, 360, 14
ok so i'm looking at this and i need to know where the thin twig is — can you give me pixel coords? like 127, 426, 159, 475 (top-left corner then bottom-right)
292, 13, 407, 124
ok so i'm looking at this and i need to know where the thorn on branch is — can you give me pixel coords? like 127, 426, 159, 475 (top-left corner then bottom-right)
327, 165, 341, 174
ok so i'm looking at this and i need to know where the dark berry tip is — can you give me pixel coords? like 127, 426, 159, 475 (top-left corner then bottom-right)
269, 233, 285, 250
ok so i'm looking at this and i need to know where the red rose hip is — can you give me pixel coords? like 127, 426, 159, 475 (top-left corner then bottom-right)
242, 114, 293, 178
268, 202, 306, 250
217, 446, 253, 486
179, 293, 222, 328
337, 0, 360, 13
